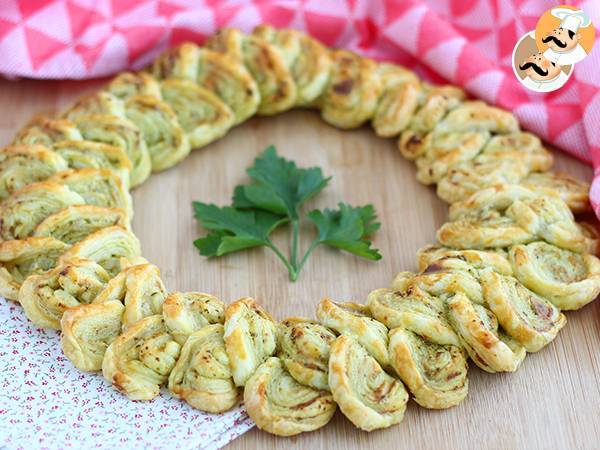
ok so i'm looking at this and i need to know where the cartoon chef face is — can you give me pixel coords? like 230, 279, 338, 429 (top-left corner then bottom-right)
518, 52, 562, 81
542, 27, 580, 52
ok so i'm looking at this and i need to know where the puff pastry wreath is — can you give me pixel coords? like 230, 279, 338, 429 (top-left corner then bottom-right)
3, 25, 600, 439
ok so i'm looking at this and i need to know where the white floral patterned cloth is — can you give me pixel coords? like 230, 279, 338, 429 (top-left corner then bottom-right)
0, 301, 254, 450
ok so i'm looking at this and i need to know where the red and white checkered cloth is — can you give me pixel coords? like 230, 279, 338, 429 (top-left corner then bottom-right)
1, 0, 599, 214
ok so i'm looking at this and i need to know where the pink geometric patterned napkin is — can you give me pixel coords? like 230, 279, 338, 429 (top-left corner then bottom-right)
0, 301, 254, 449
0, 0, 598, 209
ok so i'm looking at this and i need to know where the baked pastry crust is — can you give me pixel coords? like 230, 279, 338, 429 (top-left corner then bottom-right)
162, 291, 226, 345
0, 181, 84, 241
223, 297, 277, 387
367, 287, 460, 347
106, 71, 162, 100
244, 357, 336, 436
152, 44, 260, 125
277, 317, 336, 391
103, 314, 181, 400
476, 132, 553, 172
447, 293, 526, 373
63, 91, 126, 121
0, 236, 70, 301
18, 257, 110, 329
206, 28, 296, 115
388, 327, 468, 409
0, 144, 68, 201
159, 78, 235, 148
372, 63, 419, 137
48, 168, 133, 220
320, 50, 382, 129
34, 205, 129, 245
13, 116, 83, 146
168, 324, 239, 413
93, 263, 167, 329
316, 298, 389, 367
391, 268, 484, 305
124, 94, 191, 171
75, 113, 151, 187
416, 244, 512, 275
481, 269, 566, 352
58, 226, 141, 277
253, 25, 331, 107
329, 335, 408, 431
509, 241, 600, 310
52, 140, 131, 188
60, 299, 125, 372
520, 172, 590, 214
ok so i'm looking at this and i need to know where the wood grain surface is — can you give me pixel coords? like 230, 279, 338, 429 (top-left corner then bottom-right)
1, 77, 599, 450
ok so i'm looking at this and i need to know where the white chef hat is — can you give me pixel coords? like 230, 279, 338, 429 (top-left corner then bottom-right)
551, 7, 591, 33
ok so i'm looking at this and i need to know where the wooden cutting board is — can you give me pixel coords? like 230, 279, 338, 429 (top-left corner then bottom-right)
1, 77, 599, 450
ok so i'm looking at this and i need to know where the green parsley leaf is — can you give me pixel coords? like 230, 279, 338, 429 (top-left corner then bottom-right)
236, 146, 331, 219
192, 202, 288, 257
307, 203, 382, 260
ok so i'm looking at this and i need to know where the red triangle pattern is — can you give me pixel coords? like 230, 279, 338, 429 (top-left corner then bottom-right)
66, 2, 107, 39
0, 0, 598, 176
23, 26, 66, 70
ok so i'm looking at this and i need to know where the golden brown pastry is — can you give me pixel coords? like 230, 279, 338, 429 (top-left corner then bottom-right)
13, 116, 83, 146
372, 63, 420, 137
509, 241, 600, 310
398, 85, 465, 160
446, 293, 526, 373
168, 324, 239, 413
253, 25, 332, 106
319, 50, 382, 129
18, 257, 110, 329
476, 132, 553, 172
415, 101, 519, 185
152, 44, 260, 125
0, 236, 70, 301
521, 172, 591, 214
391, 268, 484, 305
480, 269, 566, 352
436, 158, 528, 204
159, 78, 235, 149
206, 28, 296, 115
52, 140, 132, 188
58, 226, 141, 277
0, 181, 84, 241
506, 195, 596, 254
448, 184, 536, 220
34, 205, 129, 245
103, 315, 181, 400
223, 297, 277, 387
415, 244, 512, 275
106, 71, 162, 100
75, 114, 151, 187
316, 298, 389, 367
124, 95, 191, 171
93, 263, 167, 329
48, 168, 133, 220
329, 335, 408, 431
0, 144, 68, 201
388, 327, 468, 409
277, 317, 336, 390
366, 287, 460, 347
63, 91, 125, 121
244, 357, 336, 436
60, 299, 125, 371
162, 291, 226, 345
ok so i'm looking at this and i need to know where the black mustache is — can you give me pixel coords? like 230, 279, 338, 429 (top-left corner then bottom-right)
542, 35, 567, 48
519, 62, 549, 76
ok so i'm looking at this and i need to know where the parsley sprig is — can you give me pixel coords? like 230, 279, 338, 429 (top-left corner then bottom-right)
193, 146, 381, 281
